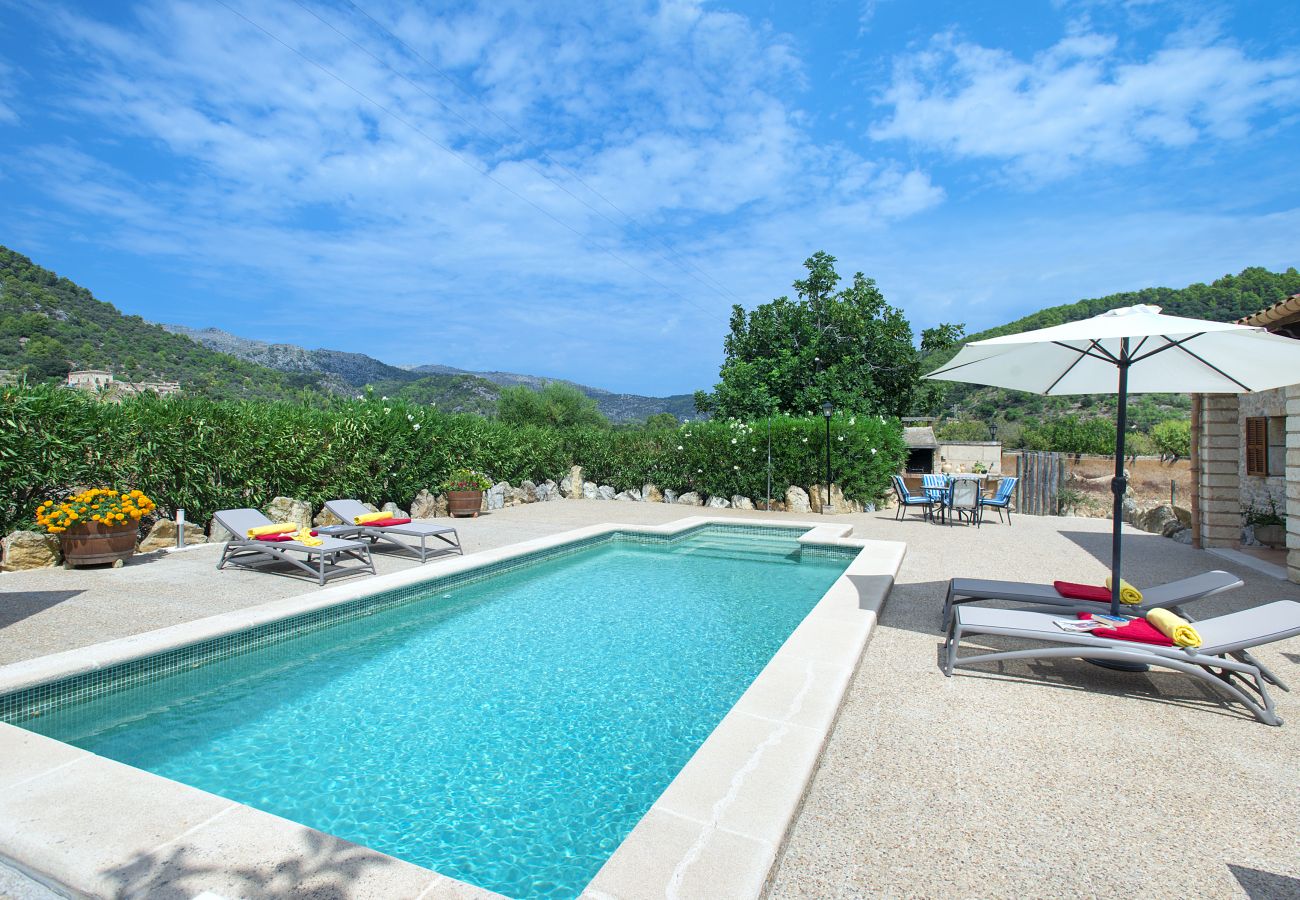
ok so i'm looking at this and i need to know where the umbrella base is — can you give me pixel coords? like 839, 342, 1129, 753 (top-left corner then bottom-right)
1086, 659, 1150, 673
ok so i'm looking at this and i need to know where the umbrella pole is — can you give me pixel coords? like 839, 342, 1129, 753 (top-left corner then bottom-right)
1110, 344, 1130, 618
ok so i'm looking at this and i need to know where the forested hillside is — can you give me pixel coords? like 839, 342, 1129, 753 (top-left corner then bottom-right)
927, 266, 1300, 431
0, 247, 329, 399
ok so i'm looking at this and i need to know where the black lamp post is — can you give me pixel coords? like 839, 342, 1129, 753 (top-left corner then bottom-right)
821, 400, 834, 513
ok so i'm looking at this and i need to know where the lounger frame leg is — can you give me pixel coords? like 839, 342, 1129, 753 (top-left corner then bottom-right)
945, 639, 1283, 726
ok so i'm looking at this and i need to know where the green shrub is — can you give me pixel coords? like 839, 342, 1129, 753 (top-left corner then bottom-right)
1151, 418, 1191, 458
0, 385, 905, 534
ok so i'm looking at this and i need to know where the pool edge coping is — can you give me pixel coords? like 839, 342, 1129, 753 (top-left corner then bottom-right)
0, 516, 906, 899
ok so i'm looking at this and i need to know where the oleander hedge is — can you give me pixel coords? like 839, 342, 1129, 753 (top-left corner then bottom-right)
0, 384, 905, 534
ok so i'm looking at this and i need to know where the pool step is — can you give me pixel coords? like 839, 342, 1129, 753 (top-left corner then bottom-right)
670, 536, 803, 562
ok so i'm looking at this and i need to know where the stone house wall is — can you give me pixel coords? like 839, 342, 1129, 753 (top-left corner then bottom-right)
938, 442, 1001, 473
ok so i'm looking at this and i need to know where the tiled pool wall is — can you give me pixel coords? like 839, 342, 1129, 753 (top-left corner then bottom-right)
0, 522, 857, 726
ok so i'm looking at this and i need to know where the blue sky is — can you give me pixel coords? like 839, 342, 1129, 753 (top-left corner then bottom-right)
2, 0, 1298, 395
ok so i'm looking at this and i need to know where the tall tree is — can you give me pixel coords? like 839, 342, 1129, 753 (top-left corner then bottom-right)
497, 382, 608, 429
699, 252, 962, 419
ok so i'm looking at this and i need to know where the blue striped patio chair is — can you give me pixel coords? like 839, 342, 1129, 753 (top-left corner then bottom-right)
979, 476, 1018, 523
922, 473, 952, 523
891, 475, 936, 521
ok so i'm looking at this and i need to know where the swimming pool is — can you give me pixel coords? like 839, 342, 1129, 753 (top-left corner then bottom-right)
11, 525, 856, 899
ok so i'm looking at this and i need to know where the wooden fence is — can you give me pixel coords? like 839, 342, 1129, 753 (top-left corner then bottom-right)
1015, 451, 1064, 516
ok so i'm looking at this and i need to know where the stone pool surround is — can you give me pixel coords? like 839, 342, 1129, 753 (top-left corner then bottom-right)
0, 517, 905, 899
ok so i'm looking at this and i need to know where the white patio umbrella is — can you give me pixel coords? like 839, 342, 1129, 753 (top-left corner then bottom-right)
925, 304, 1300, 616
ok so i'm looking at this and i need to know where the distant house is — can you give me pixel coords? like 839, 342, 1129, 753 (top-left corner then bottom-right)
1191, 293, 1300, 583
66, 370, 181, 398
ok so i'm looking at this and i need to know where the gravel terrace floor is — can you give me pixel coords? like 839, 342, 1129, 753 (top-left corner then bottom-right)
1, 503, 1298, 899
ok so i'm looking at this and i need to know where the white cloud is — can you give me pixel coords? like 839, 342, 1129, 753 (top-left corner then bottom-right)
871, 28, 1300, 178
0, 57, 19, 123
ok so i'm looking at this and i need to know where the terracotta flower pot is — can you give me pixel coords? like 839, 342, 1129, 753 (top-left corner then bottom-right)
447, 490, 484, 518
60, 521, 138, 569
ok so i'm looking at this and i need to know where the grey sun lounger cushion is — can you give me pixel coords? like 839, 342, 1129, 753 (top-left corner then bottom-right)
943, 570, 1243, 626
944, 601, 1300, 726
215, 508, 376, 586
324, 499, 462, 563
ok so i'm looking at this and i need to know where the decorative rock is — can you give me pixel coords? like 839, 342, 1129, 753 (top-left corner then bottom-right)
483, 482, 507, 511
785, 486, 811, 514
1121, 496, 1138, 524
138, 519, 206, 552
707, 496, 731, 508
642, 484, 663, 504
583, 481, 598, 499
730, 495, 754, 510
2, 530, 60, 571
809, 484, 853, 514
662, 489, 678, 504
757, 499, 785, 512
519, 481, 538, 504
537, 480, 562, 501
382, 501, 409, 519
597, 485, 617, 501
562, 466, 585, 499
1137, 504, 1180, 537
677, 491, 703, 506
1170, 527, 1193, 544
614, 488, 643, 502
209, 517, 233, 543
314, 507, 343, 527
507, 485, 530, 506
265, 497, 312, 530
410, 489, 442, 519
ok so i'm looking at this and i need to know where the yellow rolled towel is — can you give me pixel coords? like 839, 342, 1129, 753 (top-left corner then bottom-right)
247, 522, 298, 539
294, 528, 323, 547
1146, 608, 1202, 648
354, 511, 389, 525
1105, 575, 1144, 605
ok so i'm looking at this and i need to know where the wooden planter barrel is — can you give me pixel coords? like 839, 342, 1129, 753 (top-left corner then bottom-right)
60, 521, 138, 569
446, 490, 484, 518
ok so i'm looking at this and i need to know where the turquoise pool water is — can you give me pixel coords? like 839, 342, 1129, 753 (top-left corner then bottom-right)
22, 527, 851, 899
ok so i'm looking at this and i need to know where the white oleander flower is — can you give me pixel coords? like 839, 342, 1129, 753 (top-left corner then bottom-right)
801, 437, 808, 443
677, 445, 684, 450
837, 435, 844, 442
849, 416, 856, 425
413, 424, 421, 430
730, 438, 738, 445
381, 396, 388, 401
407, 414, 414, 421
870, 447, 877, 455
733, 465, 739, 470
383, 407, 391, 414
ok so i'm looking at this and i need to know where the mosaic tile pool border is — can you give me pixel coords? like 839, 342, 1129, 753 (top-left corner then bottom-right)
0, 523, 855, 725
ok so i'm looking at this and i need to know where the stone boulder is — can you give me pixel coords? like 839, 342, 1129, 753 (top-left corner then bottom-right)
706, 496, 731, 509
536, 480, 562, 502
757, 499, 785, 512
730, 495, 754, 510
411, 489, 445, 519
1137, 504, 1181, 537
138, 519, 206, 552
382, 501, 410, 519
785, 486, 811, 514
1170, 527, 1193, 544
561, 466, 585, 499
582, 481, 598, 499
642, 484, 663, 504
508, 484, 532, 506
677, 491, 703, 506
265, 497, 312, 530
209, 516, 233, 543
809, 484, 853, 514
662, 489, 678, 504
314, 506, 343, 527
597, 485, 617, 501
2, 530, 60, 571
486, 483, 510, 511
519, 481, 538, 504
614, 488, 642, 502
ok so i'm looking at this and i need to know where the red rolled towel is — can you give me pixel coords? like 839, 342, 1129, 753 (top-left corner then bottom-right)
1053, 581, 1113, 602
1077, 613, 1174, 646
367, 517, 411, 527
255, 534, 293, 542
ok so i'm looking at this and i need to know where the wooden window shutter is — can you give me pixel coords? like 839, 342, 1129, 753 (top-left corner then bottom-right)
1245, 417, 1267, 476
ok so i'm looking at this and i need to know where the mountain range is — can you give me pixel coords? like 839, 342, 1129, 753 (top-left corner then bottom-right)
159, 324, 697, 421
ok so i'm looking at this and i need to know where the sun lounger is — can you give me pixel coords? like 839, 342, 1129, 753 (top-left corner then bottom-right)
944, 601, 1300, 725
215, 508, 376, 586
324, 499, 462, 563
943, 570, 1243, 627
